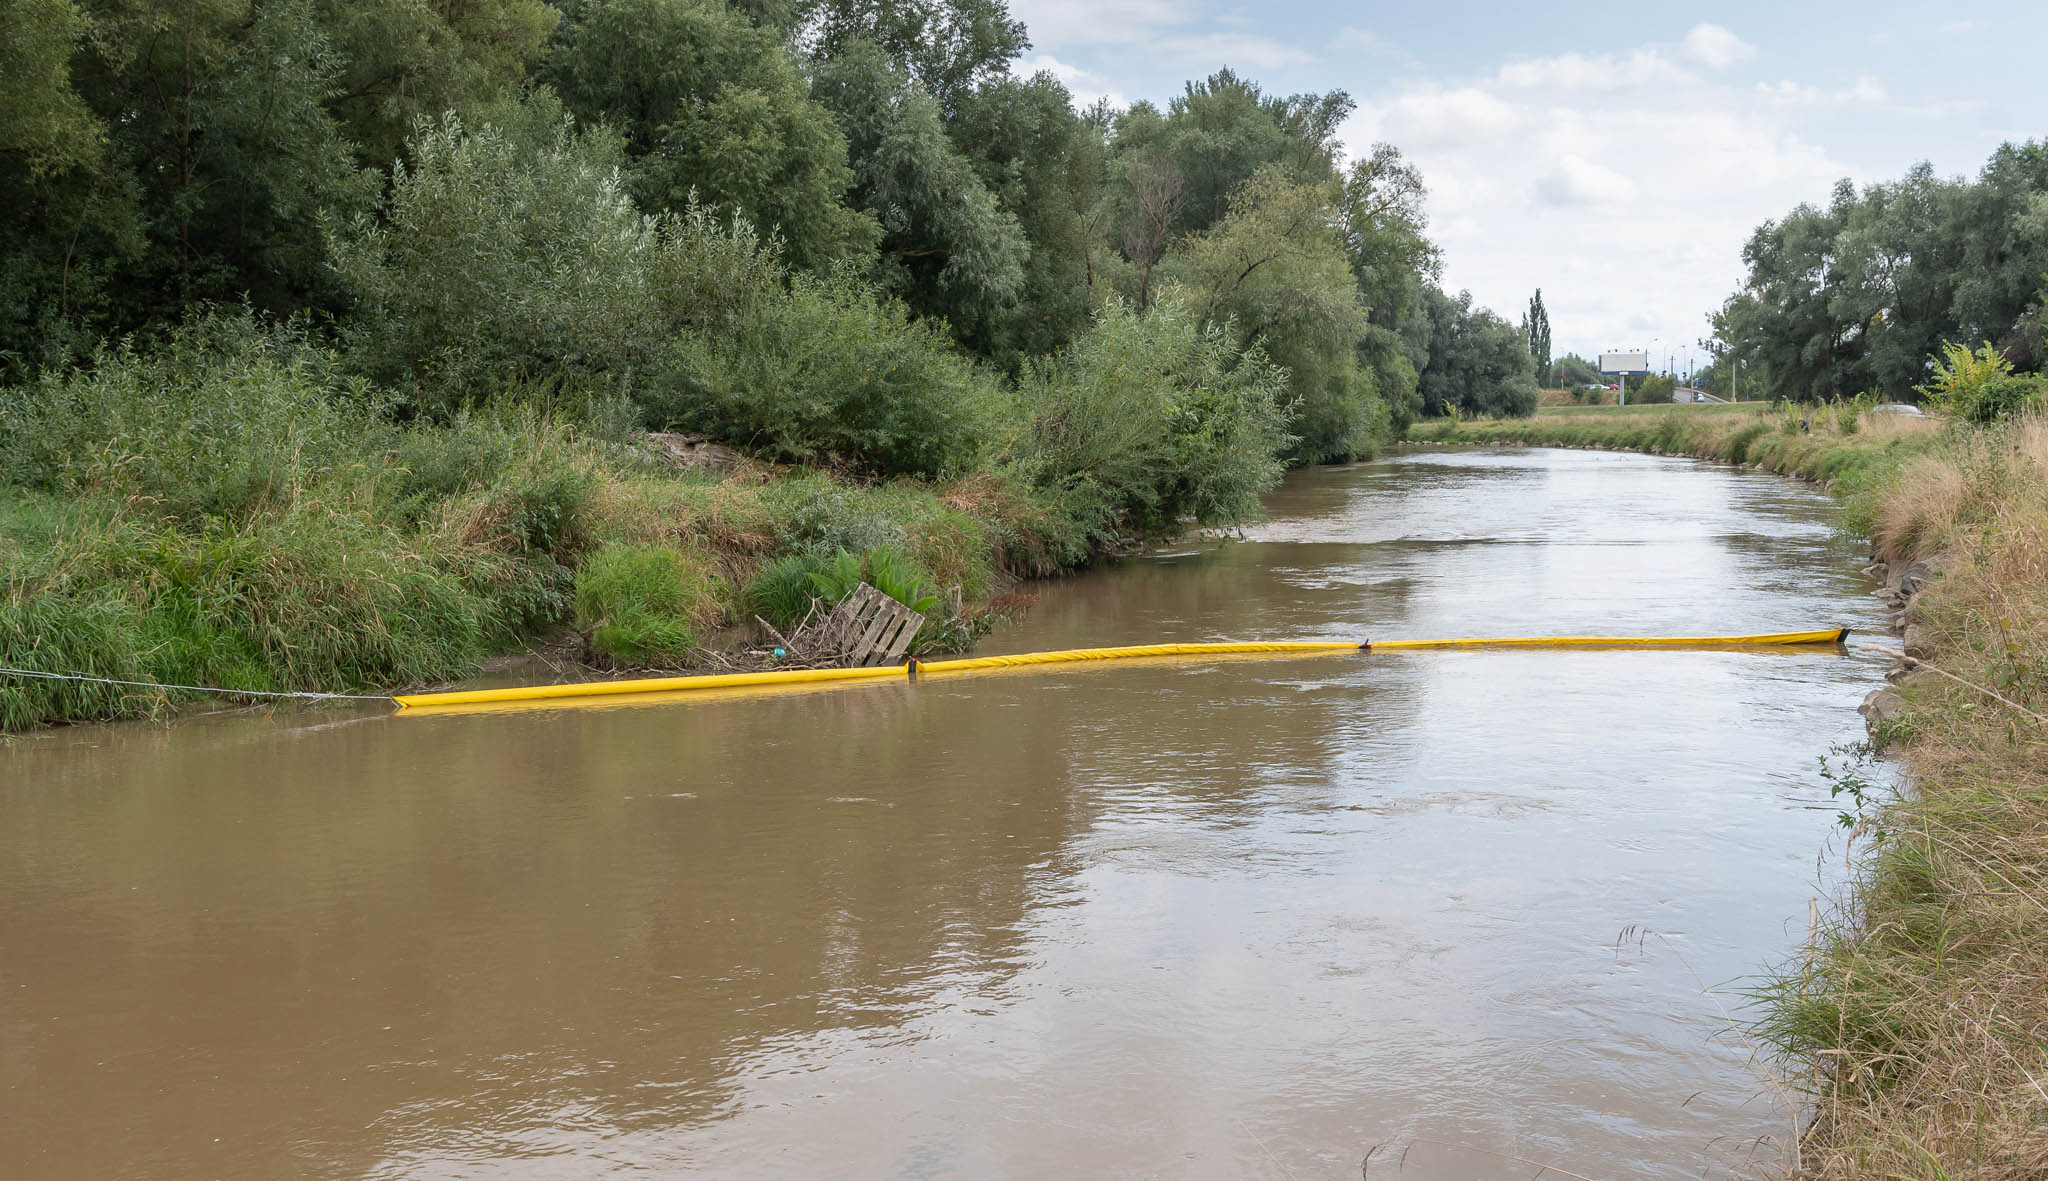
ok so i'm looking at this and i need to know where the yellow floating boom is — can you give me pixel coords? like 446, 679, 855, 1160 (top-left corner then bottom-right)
391, 629, 1847, 711
1366, 628, 1849, 650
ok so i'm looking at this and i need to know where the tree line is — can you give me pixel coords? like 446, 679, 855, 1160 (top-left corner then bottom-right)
1704, 141, 2047, 403
1, 0, 1544, 475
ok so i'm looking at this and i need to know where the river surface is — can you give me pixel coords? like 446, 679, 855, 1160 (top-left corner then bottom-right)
0, 447, 1892, 1179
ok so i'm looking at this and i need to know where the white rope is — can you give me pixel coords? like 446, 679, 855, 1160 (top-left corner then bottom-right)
0, 667, 391, 702
1846, 643, 2047, 724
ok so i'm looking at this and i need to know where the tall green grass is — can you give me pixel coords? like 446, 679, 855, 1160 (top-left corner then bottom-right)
0, 506, 513, 729
573, 543, 716, 665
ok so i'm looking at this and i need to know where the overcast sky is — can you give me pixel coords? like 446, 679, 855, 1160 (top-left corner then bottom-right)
1006, 0, 2050, 368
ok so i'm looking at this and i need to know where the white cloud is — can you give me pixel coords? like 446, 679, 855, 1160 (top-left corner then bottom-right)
1497, 48, 1683, 90
1011, 53, 1128, 109
1005, 0, 1186, 49
1010, 0, 1312, 72
1536, 155, 1637, 206
1757, 76, 1888, 108
1680, 23, 1757, 69
1153, 32, 1315, 69
1338, 28, 1854, 360
1896, 97, 1985, 120
1334, 27, 1403, 57
1382, 86, 1523, 143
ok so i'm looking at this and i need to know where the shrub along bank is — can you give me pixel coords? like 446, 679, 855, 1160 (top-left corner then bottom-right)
1414, 401, 2047, 1177
0, 307, 1286, 731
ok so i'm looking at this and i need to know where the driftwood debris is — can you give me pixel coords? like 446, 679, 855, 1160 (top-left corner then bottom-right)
754, 584, 924, 668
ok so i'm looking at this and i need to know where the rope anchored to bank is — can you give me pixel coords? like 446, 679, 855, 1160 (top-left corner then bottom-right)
1845, 642, 2048, 724
0, 666, 393, 702
389, 629, 1851, 711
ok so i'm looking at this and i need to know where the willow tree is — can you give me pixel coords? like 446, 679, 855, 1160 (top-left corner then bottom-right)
1163, 170, 1377, 463
810, 39, 1028, 344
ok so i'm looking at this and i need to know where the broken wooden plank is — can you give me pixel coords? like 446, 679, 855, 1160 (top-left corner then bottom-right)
842, 583, 922, 665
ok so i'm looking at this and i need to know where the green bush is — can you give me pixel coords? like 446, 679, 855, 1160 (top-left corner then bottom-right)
141, 516, 502, 688
760, 473, 914, 555
1721, 421, 1771, 465
1916, 340, 2045, 422
572, 543, 715, 664
861, 550, 937, 613
1835, 391, 1879, 434
0, 579, 161, 730
387, 413, 527, 506
328, 109, 782, 411
742, 550, 832, 630
1007, 298, 1292, 555
1625, 373, 1677, 405
1972, 373, 2047, 422
0, 323, 651, 725
650, 272, 1004, 478
805, 548, 938, 613
0, 315, 384, 521
0, 509, 508, 729
471, 456, 596, 566
804, 548, 867, 604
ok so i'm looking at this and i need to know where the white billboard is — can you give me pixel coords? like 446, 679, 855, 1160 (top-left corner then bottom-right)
1599, 351, 1649, 375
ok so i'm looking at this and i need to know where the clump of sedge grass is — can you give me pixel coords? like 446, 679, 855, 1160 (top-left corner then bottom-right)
572, 543, 721, 666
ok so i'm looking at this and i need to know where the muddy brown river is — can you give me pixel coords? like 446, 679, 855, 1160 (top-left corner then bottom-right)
1, 448, 1893, 1178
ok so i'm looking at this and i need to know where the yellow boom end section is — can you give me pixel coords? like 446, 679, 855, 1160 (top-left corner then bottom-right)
390, 631, 1847, 711
1367, 628, 1850, 651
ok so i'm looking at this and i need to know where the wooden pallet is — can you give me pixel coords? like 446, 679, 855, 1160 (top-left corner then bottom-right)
817, 583, 924, 666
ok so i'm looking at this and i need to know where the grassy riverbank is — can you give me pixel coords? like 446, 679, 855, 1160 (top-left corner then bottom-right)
1416, 403, 2048, 1176
0, 415, 1034, 731
1, 317, 1273, 731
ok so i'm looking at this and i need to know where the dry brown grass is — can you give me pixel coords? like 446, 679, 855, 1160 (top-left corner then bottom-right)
586, 475, 780, 560
939, 471, 1074, 576
1766, 416, 2047, 1179
1856, 410, 1946, 444
1871, 455, 1973, 563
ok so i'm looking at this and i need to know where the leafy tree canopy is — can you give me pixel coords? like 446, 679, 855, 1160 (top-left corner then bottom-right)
792, 0, 1026, 109
1707, 142, 2046, 400
1418, 287, 1540, 418
1162, 170, 1379, 461
810, 38, 1028, 341
545, 0, 879, 270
